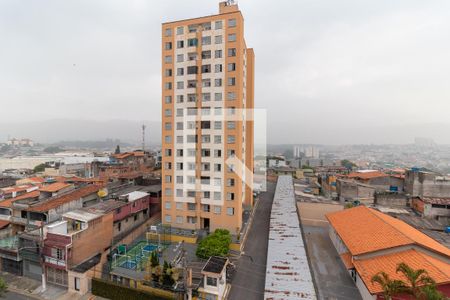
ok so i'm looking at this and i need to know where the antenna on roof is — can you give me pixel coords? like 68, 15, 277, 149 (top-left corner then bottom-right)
141, 124, 146, 152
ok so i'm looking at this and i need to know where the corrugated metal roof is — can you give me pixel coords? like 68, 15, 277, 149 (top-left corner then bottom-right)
264, 175, 316, 300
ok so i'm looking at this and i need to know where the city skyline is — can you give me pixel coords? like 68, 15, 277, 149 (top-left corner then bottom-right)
2, 0, 450, 144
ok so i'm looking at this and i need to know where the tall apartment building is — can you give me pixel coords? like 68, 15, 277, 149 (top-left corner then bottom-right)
161, 1, 254, 233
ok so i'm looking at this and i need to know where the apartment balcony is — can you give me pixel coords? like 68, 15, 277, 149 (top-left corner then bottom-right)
11, 217, 42, 227
44, 256, 66, 268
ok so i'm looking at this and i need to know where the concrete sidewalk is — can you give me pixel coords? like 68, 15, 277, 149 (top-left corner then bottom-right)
1, 271, 104, 300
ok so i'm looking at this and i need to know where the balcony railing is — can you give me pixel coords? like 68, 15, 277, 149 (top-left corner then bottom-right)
44, 256, 66, 267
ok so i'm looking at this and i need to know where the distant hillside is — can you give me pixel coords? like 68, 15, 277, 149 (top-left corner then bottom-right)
0, 119, 161, 145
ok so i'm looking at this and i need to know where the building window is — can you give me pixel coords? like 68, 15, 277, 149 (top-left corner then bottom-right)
214, 121, 222, 130
176, 26, 184, 35
188, 203, 196, 211
202, 36, 211, 45
227, 192, 234, 200
214, 135, 222, 144
228, 48, 236, 57
228, 63, 236, 72
227, 92, 236, 101
177, 81, 184, 89
164, 96, 172, 103
177, 67, 184, 76
176, 176, 183, 184
165, 69, 172, 77
228, 18, 237, 28
214, 78, 222, 87
214, 192, 221, 201
202, 93, 211, 102
134, 214, 138, 221
227, 135, 236, 144
176, 149, 183, 157
214, 164, 222, 172
202, 50, 211, 59
165, 215, 171, 223
214, 107, 222, 115
228, 33, 236, 42
187, 216, 197, 224
176, 108, 183, 116
176, 189, 183, 197
202, 64, 211, 73
164, 136, 171, 143
164, 162, 172, 170
187, 66, 198, 75
164, 82, 172, 90
214, 149, 222, 158
74, 277, 80, 291
215, 50, 222, 58
207, 277, 217, 287
165, 189, 172, 197
227, 178, 235, 187
176, 122, 183, 130
215, 20, 222, 29
228, 77, 236, 86
215, 64, 223, 73
165, 201, 171, 209
165, 175, 172, 183
164, 109, 172, 117
164, 55, 172, 63
176, 202, 183, 210
227, 207, 235, 216
176, 95, 184, 103
214, 93, 222, 101
164, 28, 172, 37
202, 79, 211, 87
227, 121, 236, 129
176, 216, 183, 224
215, 35, 222, 44
187, 38, 198, 47
165, 42, 172, 50
177, 54, 184, 62
164, 148, 172, 156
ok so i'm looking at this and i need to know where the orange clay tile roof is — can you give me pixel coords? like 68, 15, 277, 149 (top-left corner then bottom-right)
347, 171, 387, 180
40, 183, 72, 193
114, 153, 133, 159
1, 184, 34, 194
340, 252, 354, 269
353, 249, 450, 294
326, 206, 450, 257
0, 220, 10, 229
27, 184, 102, 213
19, 177, 46, 183
0, 190, 41, 208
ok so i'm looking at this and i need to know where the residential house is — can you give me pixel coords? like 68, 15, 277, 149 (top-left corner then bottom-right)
43, 209, 113, 292
326, 206, 450, 299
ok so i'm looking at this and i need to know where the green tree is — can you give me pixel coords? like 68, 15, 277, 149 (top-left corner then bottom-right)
43, 146, 63, 153
196, 229, 231, 259
371, 271, 408, 300
33, 163, 46, 173
341, 159, 357, 170
418, 285, 446, 300
150, 251, 159, 267
0, 277, 7, 297
396, 262, 436, 298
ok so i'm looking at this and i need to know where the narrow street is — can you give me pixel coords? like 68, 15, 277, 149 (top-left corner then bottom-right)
228, 181, 276, 300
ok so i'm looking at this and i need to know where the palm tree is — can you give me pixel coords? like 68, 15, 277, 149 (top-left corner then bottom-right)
418, 285, 446, 300
371, 271, 408, 300
396, 262, 436, 297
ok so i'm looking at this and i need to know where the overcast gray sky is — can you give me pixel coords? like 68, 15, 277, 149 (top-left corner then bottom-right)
1, 0, 450, 144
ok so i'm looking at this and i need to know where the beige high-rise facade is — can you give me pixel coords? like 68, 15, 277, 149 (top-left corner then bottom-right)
161, 1, 254, 233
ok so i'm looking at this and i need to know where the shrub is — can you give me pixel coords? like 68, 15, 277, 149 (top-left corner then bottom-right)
196, 229, 232, 259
